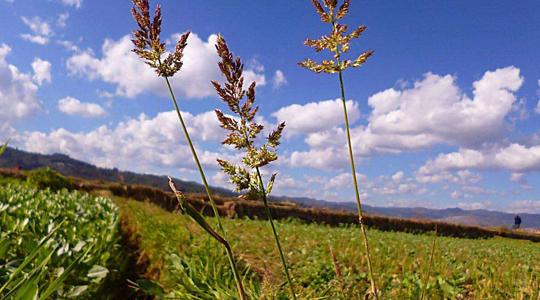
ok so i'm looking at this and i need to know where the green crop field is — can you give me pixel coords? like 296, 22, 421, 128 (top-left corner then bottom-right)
119, 198, 540, 300
1, 170, 539, 299
0, 182, 119, 299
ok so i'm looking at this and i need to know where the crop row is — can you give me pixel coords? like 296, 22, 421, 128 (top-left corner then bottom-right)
0, 183, 119, 299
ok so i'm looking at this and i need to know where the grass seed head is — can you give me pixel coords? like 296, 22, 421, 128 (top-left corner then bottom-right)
131, 0, 190, 77
300, 0, 373, 74
213, 35, 286, 200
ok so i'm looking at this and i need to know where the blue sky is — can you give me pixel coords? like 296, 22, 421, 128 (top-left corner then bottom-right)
2, 0, 540, 213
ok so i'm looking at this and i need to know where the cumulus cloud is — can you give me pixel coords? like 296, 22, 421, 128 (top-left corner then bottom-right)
418, 143, 540, 176
57, 40, 80, 53
272, 99, 360, 137
57, 97, 106, 118
244, 69, 266, 87
57, 13, 69, 28
31, 58, 52, 85
510, 172, 530, 188
61, 0, 81, 8
22, 110, 230, 171
323, 172, 367, 190
306, 126, 438, 155
451, 190, 463, 199
508, 200, 540, 214
271, 174, 302, 195
288, 147, 349, 170
273, 70, 287, 88
0, 44, 42, 132
368, 66, 523, 147
286, 67, 524, 171
21, 35, 49, 45
289, 124, 438, 170
20, 16, 53, 45
369, 172, 427, 196
391, 171, 404, 182
67, 33, 266, 99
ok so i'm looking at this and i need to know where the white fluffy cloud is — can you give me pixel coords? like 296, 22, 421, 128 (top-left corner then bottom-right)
61, 0, 81, 8
418, 149, 486, 176
67, 33, 266, 99
508, 200, 540, 214
31, 58, 52, 85
57, 40, 80, 53
273, 70, 287, 88
369, 171, 427, 196
57, 97, 106, 118
418, 169, 481, 185
22, 110, 229, 171
391, 171, 404, 182
57, 13, 69, 28
418, 143, 540, 177
368, 66, 523, 147
272, 99, 360, 137
324, 172, 367, 190
20, 16, 53, 45
0, 44, 42, 127
288, 147, 349, 170
285, 66, 524, 170
21, 35, 49, 45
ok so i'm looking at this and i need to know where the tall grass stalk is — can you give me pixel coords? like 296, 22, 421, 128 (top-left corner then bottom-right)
420, 225, 438, 300
329, 245, 347, 298
299, 0, 377, 297
164, 79, 246, 299
130, 1, 246, 298
212, 35, 296, 299
337, 54, 378, 299
255, 167, 297, 299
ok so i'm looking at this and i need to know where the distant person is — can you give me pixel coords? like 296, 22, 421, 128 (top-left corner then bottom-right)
514, 214, 522, 229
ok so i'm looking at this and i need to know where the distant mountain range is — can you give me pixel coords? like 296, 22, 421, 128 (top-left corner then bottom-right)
2, 147, 539, 229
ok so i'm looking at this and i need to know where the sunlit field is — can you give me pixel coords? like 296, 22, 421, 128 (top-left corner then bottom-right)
120, 199, 540, 299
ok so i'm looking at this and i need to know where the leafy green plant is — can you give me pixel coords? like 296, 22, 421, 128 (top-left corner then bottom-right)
0, 183, 118, 298
299, 0, 377, 298
212, 35, 296, 299
26, 167, 73, 191
130, 0, 246, 298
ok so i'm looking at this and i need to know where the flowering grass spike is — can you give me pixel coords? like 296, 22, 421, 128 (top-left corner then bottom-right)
130, 1, 246, 298
213, 35, 297, 299
131, 0, 190, 77
300, 0, 378, 298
